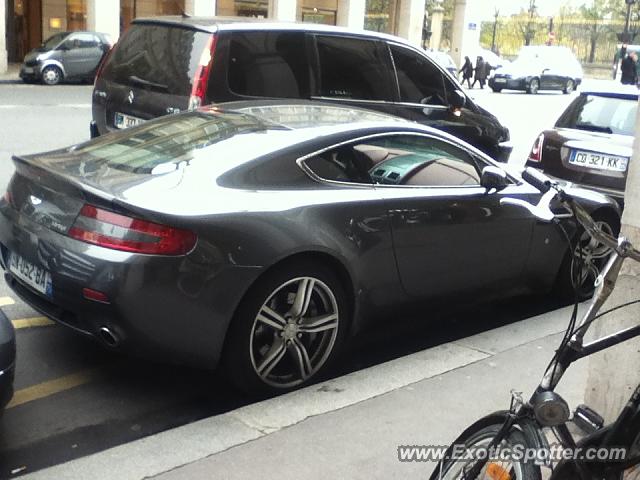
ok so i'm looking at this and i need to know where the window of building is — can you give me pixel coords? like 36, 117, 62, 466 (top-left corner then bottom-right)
365, 0, 398, 34
216, 0, 268, 18
300, 0, 337, 25
390, 44, 447, 106
315, 36, 393, 101
121, 0, 186, 32
227, 32, 310, 98
42, 0, 87, 43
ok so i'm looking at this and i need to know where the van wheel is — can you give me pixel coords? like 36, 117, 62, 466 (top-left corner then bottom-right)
223, 261, 349, 395
41, 66, 62, 86
526, 78, 539, 94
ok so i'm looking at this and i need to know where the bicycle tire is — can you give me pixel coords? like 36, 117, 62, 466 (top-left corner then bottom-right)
430, 421, 542, 480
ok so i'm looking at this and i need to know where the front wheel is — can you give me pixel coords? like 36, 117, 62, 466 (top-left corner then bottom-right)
41, 66, 62, 85
430, 422, 542, 480
222, 260, 349, 395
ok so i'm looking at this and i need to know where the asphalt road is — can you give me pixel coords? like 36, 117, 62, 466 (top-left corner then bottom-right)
0, 80, 576, 478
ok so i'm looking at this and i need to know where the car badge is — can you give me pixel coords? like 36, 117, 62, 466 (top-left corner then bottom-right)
127, 90, 135, 104
29, 195, 42, 206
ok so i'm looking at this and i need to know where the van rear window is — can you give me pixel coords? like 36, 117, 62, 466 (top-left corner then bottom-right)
100, 24, 212, 97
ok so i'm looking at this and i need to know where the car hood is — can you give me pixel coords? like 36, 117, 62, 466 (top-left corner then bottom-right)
554, 128, 632, 158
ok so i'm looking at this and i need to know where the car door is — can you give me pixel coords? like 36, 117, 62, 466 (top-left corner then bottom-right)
364, 133, 535, 299
60, 33, 103, 79
308, 34, 398, 117
385, 43, 488, 155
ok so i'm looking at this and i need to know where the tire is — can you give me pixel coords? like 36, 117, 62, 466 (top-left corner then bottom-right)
555, 212, 620, 301
563, 79, 575, 94
491, 87, 502, 93
41, 66, 62, 85
430, 422, 542, 480
527, 79, 539, 95
222, 260, 349, 395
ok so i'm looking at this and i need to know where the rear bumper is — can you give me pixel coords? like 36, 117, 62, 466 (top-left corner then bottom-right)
489, 77, 527, 91
0, 205, 262, 369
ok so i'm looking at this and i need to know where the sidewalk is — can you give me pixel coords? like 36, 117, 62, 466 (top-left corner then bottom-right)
0, 64, 21, 83
24, 304, 586, 480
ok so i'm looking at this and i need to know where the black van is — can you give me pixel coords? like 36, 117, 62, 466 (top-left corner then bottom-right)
91, 18, 512, 161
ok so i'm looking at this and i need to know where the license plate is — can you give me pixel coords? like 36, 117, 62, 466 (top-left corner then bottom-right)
9, 252, 53, 297
494, 78, 507, 83
569, 150, 628, 172
114, 112, 144, 129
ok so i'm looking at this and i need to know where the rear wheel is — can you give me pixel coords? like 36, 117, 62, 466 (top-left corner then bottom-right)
527, 79, 539, 94
430, 423, 542, 480
41, 66, 62, 85
556, 212, 619, 300
491, 87, 502, 93
223, 260, 349, 395
563, 79, 575, 94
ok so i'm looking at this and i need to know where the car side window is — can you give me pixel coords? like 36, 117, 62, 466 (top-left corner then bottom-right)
390, 45, 447, 106
314, 36, 393, 101
227, 31, 309, 98
304, 145, 375, 184
359, 135, 482, 187
65, 33, 100, 49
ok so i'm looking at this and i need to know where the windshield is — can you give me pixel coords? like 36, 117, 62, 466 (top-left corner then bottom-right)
41, 33, 68, 50
555, 94, 637, 136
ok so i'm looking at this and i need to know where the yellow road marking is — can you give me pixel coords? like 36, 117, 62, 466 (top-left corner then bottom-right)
6, 369, 101, 409
12, 316, 55, 329
0, 296, 15, 307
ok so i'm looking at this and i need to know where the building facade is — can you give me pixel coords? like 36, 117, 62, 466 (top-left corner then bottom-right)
0, 0, 435, 73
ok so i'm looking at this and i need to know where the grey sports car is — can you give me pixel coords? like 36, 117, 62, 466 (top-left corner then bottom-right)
0, 102, 620, 394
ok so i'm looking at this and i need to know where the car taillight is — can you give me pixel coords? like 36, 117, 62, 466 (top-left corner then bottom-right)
93, 46, 114, 85
528, 133, 545, 162
68, 205, 197, 255
188, 35, 217, 110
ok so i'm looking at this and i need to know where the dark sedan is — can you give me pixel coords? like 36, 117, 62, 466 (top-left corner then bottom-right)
0, 102, 620, 394
526, 86, 636, 203
0, 309, 15, 411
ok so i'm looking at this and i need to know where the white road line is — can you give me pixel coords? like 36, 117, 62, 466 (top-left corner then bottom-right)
0, 296, 15, 307
0, 104, 90, 109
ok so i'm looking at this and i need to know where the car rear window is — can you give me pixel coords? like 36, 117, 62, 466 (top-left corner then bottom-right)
555, 94, 637, 136
100, 24, 212, 96
66, 111, 278, 175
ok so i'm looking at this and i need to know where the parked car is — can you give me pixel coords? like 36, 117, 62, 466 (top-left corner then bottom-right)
526, 85, 637, 203
20, 31, 113, 85
0, 309, 15, 412
426, 50, 457, 76
489, 45, 583, 94
0, 102, 619, 394
91, 18, 512, 162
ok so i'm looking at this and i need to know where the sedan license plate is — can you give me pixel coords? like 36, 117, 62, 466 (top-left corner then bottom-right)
9, 253, 52, 297
494, 78, 507, 83
569, 150, 628, 172
114, 112, 144, 129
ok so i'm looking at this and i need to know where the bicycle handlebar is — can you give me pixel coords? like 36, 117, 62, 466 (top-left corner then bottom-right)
503, 167, 640, 262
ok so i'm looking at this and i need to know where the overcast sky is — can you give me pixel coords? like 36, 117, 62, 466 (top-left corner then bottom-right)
475, 0, 592, 20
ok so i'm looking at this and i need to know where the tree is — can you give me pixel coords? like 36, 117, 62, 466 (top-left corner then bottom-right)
580, 0, 616, 63
516, 0, 538, 46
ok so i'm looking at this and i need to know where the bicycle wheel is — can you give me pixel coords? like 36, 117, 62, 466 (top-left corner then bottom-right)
430, 423, 542, 480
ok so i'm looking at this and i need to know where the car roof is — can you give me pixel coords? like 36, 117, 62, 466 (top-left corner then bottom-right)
580, 83, 639, 101
132, 16, 419, 47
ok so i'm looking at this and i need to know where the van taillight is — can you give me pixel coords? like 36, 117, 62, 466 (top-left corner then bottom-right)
189, 35, 217, 110
68, 205, 197, 255
528, 134, 545, 163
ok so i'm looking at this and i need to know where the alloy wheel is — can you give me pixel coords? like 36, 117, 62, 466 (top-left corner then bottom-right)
42, 67, 61, 85
249, 276, 340, 389
570, 220, 614, 296
528, 79, 539, 94
565, 79, 574, 94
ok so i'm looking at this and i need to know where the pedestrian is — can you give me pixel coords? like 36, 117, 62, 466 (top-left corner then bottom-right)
471, 56, 487, 89
459, 56, 473, 88
620, 51, 637, 85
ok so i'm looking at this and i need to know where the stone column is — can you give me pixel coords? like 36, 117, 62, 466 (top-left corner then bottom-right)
0, 0, 8, 74
450, 0, 480, 67
395, 0, 424, 47
184, 0, 216, 16
429, 0, 444, 50
336, 0, 365, 30
269, 0, 296, 21
87, 0, 120, 42
584, 98, 640, 422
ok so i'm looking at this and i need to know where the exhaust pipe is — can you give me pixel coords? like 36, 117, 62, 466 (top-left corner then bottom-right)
98, 326, 120, 347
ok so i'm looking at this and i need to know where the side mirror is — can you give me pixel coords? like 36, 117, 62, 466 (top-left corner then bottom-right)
449, 90, 466, 110
481, 166, 509, 192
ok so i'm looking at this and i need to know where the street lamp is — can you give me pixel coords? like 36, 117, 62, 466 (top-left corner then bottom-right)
624, 0, 636, 44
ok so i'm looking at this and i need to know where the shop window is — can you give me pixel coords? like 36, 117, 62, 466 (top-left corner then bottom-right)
365, 0, 398, 34
301, 0, 337, 25
216, 0, 268, 18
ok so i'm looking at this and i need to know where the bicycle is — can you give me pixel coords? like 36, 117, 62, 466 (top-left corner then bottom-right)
430, 167, 640, 480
